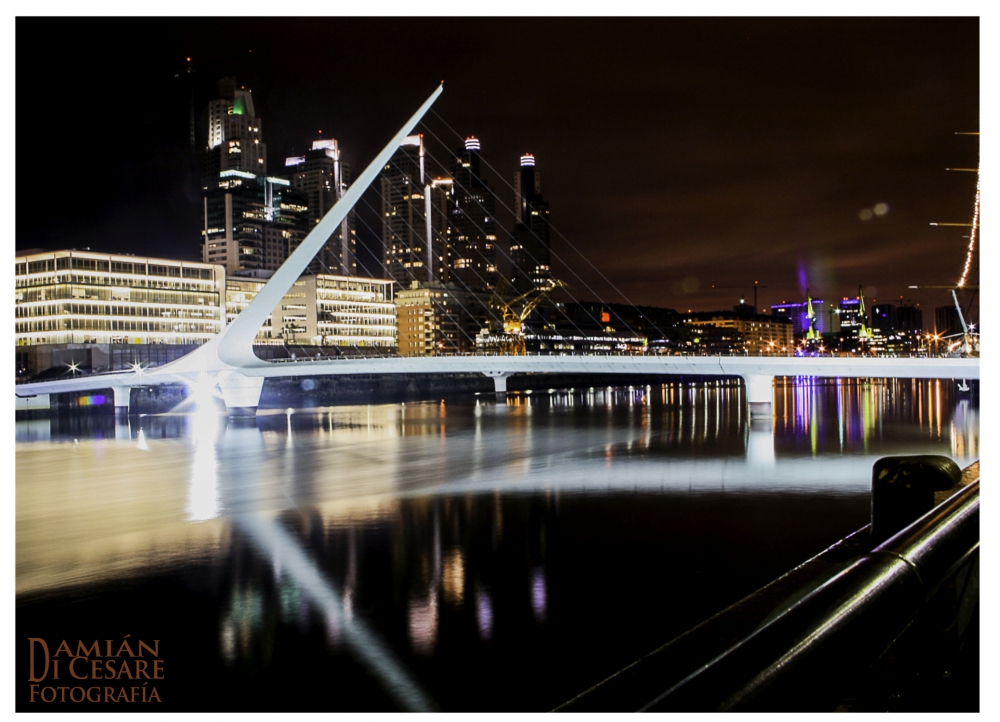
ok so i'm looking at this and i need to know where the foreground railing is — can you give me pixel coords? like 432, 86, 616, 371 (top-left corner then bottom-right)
557, 458, 979, 712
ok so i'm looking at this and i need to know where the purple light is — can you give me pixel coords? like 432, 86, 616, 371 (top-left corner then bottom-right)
476, 589, 493, 640
531, 567, 547, 622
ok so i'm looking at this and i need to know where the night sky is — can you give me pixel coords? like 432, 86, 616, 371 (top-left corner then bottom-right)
15, 17, 980, 323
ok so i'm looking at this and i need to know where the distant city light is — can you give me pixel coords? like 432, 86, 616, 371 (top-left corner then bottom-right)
465, 136, 481, 151
520, 153, 535, 167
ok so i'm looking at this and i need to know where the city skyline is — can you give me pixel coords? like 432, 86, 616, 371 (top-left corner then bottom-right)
15, 16, 979, 321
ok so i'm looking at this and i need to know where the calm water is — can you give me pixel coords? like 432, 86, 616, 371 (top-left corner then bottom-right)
15, 379, 978, 711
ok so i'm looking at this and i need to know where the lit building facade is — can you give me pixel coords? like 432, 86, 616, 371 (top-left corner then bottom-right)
381, 135, 453, 287
286, 138, 358, 276
205, 77, 266, 175
15, 250, 226, 346
201, 78, 310, 274
395, 281, 484, 356
686, 311, 794, 355
770, 299, 827, 336
510, 153, 552, 292
449, 136, 498, 292
227, 272, 396, 349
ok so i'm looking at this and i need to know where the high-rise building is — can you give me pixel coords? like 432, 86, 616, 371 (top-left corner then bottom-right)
285, 138, 357, 276
510, 153, 552, 292
395, 280, 483, 356
205, 77, 267, 175
381, 135, 452, 287
871, 304, 898, 333
935, 305, 961, 337
896, 304, 923, 332
837, 296, 870, 337
449, 136, 498, 292
771, 299, 827, 336
201, 78, 309, 274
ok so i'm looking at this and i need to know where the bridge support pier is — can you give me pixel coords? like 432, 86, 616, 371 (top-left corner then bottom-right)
112, 386, 132, 417
742, 374, 774, 419
218, 372, 264, 418
483, 371, 512, 395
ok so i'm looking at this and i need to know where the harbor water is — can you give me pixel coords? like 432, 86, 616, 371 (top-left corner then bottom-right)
15, 378, 978, 711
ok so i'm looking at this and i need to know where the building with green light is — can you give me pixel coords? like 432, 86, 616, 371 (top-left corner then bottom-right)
200, 78, 308, 275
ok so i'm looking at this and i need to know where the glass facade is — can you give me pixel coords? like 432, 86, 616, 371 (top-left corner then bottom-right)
227, 274, 396, 348
15, 251, 225, 346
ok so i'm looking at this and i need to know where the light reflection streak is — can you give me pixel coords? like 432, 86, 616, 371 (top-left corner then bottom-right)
531, 567, 547, 623
236, 513, 436, 710
476, 585, 494, 640
187, 400, 222, 521
408, 589, 439, 655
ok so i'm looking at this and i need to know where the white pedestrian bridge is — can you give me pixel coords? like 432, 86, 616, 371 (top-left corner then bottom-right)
14, 353, 978, 419
14, 84, 978, 417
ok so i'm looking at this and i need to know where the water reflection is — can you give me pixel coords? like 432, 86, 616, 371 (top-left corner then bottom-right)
16, 379, 977, 711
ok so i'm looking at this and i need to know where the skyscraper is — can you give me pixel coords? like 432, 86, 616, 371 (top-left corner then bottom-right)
380, 135, 452, 287
286, 138, 357, 276
935, 305, 961, 337
896, 304, 923, 332
201, 78, 308, 273
205, 78, 266, 175
510, 153, 552, 292
449, 136, 498, 292
872, 303, 898, 333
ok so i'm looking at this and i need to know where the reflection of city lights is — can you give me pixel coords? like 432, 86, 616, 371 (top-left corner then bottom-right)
408, 591, 439, 655
443, 550, 465, 605
220, 617, 236, 663
531, 567, 547, 623
476, 587, 494, 640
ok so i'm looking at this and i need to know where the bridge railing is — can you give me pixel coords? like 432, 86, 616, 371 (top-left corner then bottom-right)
556, 458, 979, 712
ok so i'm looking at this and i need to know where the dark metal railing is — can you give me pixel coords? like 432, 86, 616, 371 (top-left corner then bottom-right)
557, 458, 979, 712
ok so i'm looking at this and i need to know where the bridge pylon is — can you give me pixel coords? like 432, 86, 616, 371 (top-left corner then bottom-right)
217, 371, 264, 418
741, 374, 774, 419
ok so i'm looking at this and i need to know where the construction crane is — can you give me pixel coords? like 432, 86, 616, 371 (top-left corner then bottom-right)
709, 280, 768, 312
482, 278, 567, 355
856, 285, 873, 341
805, 294, 820, 341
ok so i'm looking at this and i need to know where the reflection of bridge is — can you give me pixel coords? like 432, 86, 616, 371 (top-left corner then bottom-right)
13, 85, 979, 418
15, 354, 979, 420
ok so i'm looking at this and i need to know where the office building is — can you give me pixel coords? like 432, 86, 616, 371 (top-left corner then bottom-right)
395, 281, 485, 356
286, 137, 358, 276
896, 304, 923, 333
510, 153, 552, 292
837, 295, 873, 339
381, 135, 453, 287
16, 249, 226, 346
935, 305, 961, 338
201, 78, 310, 274
685, 311, 793, 355
871, 303, 898, 333
205, 77, 266, 175
771, 299, 827, 336
449, 136, 499, 292
227, 272, 396, 349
